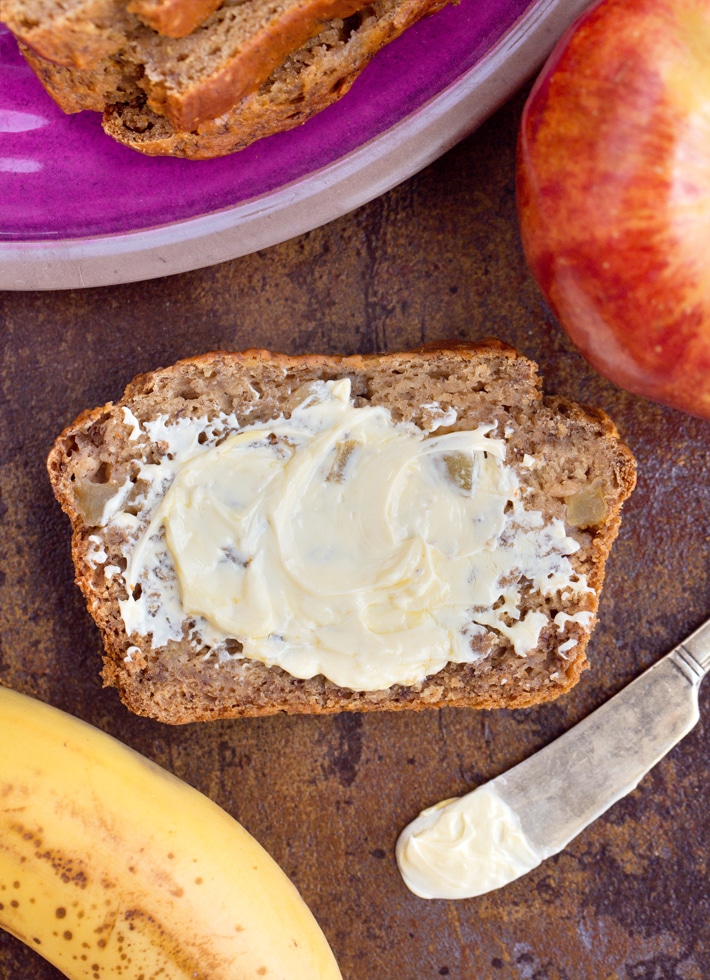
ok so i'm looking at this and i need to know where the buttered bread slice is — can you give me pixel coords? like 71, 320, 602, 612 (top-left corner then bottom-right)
47, 343, 636, 724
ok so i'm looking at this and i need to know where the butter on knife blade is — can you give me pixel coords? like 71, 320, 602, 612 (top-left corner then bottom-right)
396, 617, 710, 900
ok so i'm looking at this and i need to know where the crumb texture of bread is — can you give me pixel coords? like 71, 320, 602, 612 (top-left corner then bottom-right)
47, 342, 636, 724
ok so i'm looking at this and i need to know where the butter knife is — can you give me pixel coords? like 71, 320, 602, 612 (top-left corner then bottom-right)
498, 615, 710, 852
397, 617, 710, 899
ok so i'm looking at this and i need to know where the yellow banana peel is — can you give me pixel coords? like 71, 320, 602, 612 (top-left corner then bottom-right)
0, 685, 342, 979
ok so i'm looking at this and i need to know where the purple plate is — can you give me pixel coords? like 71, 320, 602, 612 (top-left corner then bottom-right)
0, 0, 592, 289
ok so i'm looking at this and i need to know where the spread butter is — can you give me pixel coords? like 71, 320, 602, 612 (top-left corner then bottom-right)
96, 379, 592, 690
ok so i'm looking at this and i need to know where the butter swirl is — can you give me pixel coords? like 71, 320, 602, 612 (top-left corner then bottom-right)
115, 379, 590, 690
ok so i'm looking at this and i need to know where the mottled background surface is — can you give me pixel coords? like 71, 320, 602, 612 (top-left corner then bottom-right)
1, 85, 709, 979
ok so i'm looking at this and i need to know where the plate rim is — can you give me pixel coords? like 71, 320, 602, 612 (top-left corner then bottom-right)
0, 0, 591, 291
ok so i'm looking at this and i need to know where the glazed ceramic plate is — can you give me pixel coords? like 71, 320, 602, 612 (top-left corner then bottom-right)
0, 0, 592, 290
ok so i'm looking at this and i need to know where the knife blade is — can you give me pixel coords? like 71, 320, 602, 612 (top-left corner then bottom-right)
396, 617, 710, 900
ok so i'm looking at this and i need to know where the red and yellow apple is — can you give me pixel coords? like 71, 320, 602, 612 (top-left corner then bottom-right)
517, 0, 710, 419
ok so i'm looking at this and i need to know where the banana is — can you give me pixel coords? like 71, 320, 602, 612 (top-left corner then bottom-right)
0, 685, 342, 979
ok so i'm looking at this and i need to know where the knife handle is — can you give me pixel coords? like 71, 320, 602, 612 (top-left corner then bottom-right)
496, 617, 710, 857
676, 617, 710, 678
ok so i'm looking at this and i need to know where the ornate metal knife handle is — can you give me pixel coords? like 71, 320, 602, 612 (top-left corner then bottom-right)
672, 618, 710, 682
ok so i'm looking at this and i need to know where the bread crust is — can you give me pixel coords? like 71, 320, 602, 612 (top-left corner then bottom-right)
127, 0, 223, 38
47, 342, 636, 724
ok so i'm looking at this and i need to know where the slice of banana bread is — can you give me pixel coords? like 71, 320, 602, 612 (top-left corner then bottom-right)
47, 342, 636, 724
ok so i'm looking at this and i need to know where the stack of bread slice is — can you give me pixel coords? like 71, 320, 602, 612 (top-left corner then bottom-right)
1, 0, 450, 158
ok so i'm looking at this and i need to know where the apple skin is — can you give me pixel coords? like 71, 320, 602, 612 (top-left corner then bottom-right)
517, 0, 710, 419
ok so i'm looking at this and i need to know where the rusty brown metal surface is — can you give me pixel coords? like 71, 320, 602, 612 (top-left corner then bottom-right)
1, 88, 710, 979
